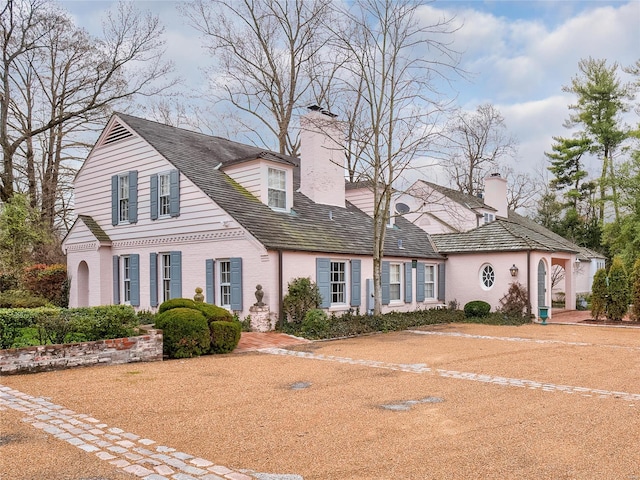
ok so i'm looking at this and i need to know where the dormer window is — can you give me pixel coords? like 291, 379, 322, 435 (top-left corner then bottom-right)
483, 212, 495, 224
268, 167, 286, 210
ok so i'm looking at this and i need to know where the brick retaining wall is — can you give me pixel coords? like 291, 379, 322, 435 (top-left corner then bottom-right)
0, 326, 163, 375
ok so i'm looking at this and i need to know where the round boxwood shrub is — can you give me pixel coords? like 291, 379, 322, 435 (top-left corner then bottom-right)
464, 300, 491, 318
158, 298, 197, 314
301, 308, 330, 339
194, 302, 233, 322
154, 307, 210, 359
209, 320, 241, 354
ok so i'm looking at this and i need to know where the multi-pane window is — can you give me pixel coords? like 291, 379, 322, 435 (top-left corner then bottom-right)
330, 261, 346, 304
425, 265, 436, 299
159, 173, 171, 216
268, 168, 286, 210
122, 256, 131, 303
481, 264, 495, 289
390, 263, 401, 301
483, 213, 495, 224
220, 260, 231, 308
162, 254, 171, 301
119, 174, 129, 222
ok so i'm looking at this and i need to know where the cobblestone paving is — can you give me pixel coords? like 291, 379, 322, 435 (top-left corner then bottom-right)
0, 386, 303, 480
408, 330, 640, 351
260, 347, 640, 403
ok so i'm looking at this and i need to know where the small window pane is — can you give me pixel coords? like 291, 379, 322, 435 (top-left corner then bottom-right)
268, 168, 286, 209
481, 264, 495, 289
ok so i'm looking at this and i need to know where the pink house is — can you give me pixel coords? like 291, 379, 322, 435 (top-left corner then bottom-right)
62, 110, 446, 330
396, 174, 603, 319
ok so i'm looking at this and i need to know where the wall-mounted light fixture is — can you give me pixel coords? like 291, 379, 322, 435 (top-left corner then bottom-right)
509, 264, 519, 277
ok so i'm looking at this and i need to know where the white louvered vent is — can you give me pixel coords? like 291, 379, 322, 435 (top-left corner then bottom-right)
102, 121, 134, 146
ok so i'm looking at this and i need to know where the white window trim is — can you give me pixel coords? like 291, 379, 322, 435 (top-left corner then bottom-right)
267, 167, 287, 212
480, 263, 495, 290
389, 262, 403, 303
219, 259, 232, 309
122, 255, 131, 304
161, 253, 171, 302
158, 171, 171, 218
425, 264, 436, 300
118, 174, 129, 224
330, 260, 348, 307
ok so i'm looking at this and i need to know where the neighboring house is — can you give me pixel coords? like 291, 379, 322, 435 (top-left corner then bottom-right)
396, 174, 602, 318
62, 109, 446, 328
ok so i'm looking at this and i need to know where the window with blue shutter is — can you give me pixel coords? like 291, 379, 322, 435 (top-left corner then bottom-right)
111, 176, 118, 226
350, 259, 361, 307
128, 171, 138, 223
150, 253, 158, 307
130, 254, 140, 307
230, 257, 243, 311
316, 258, 331, 308
170, 251, 182, 299
404, 262, 412, 303
416, 263, 425, 302
112, 255, 120, 304
206, 259, 215, 304
381, 261, 390, 305
111, 171, 138, 225
169, 169, 180, 217
438, 263, 446, 302
150, 175, 158, 220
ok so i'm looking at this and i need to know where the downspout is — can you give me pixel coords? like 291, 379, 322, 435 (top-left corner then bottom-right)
526, 250, 531, 318
278, 249, 283, 330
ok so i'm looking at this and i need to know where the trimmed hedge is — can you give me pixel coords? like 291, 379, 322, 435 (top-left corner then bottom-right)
158, 298, 197, 314
209, 320, 241, 354
464, 301, 491, 318
0, 305, 138, 349
154, 308, 210, 359
194, 302, 233, 322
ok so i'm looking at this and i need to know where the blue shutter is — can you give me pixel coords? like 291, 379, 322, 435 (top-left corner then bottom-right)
381, 261, 390, 305
150, 253, 158, 307
130, 254, 140, 307
111, 175, 118, 226
150, 174, 158, 220
170, 251, 182, 299
112, 255, 120, 304
230, 257, 243, 310
128, 171, 138, 223
169, 169, 180, 217
438, 263, 446, 302
316, 258, 330, 308
416, 263, 425, 302
404, 262, 412, 303
350, 259, 361, 307
206, 259, 215, 304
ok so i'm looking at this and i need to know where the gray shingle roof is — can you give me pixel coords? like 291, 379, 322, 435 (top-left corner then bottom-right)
77, 215, 111, 243
431, 210, 582, 254
116, 113, 441, 259
416, 180, 496, 212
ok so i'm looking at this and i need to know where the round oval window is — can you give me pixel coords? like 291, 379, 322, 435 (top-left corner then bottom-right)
480, 264, 495, 289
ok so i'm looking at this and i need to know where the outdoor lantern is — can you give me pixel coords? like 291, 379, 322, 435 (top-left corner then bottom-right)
509, 264, 519, 277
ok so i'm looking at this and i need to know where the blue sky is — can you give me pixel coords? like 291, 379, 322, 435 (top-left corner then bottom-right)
61, 0, 639, 184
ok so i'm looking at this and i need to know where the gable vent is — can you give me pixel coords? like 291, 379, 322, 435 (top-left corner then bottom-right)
102, 121, 134, 146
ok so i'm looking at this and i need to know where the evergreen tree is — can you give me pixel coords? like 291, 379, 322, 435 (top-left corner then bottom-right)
563, 58, 632, 224
590, 268, 608, 321
631, 257, 640, 321
606, 257, 629, 321
546, 136, 591, 209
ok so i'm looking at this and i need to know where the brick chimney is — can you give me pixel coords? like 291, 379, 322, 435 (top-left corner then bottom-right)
483, 173, 508, 218
299, 106, 345, 208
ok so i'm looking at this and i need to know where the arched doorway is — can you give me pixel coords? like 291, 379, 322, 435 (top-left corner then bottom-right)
537, 259, 547, 308
77, 261, 89, 307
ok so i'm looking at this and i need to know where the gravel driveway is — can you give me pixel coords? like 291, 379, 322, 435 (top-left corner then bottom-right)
1, 323, 639, 480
